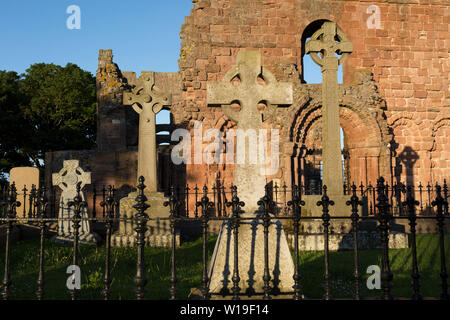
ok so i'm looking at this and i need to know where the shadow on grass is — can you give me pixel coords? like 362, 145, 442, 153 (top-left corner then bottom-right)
0, 235, 218, 300
297, 234, 450, 299
0, 234, 448, 299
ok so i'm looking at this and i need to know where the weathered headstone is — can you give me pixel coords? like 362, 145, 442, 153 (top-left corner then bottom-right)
206, 50, 295, 296
207, 50, 292, 213
112, 72, 176, 247
9, 167, 39, 217
52, 160, 99, 244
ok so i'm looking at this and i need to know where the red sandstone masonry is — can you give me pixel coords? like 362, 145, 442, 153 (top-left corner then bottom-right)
178, 0, 449, 189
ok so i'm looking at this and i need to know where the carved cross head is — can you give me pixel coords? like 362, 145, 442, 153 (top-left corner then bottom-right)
207, 50, 293, 126
52, 160, 91, 192
123, 71, 172, 116
305, 21, 353, 68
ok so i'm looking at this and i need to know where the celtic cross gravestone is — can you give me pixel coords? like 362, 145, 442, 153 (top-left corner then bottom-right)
52, 160, 99, 243
123, 71, 172, 192
113, 72, 175, 247
305, 21, 353, 196
207, 50, 292, 212
206, 50, 295, 296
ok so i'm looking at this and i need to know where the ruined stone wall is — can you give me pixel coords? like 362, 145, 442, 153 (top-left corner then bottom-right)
177, 0, 449, 189
96, 49, 131, 152
46, 50, 184, 199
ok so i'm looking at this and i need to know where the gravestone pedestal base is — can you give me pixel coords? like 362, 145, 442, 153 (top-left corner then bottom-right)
208, 215, 295, 297
51, 232, 101, 245
302, 195, 354, 217
111, 191, 180, 247
286, 230, 409, 251
286, 195, 408, 251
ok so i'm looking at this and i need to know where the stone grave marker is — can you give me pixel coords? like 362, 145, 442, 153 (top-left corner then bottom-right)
9, 167, 39, 218
305, 21, 353, 196
207, 50, 292, 213
123, 71, 172, 190
52, 160, 99, 244
112, 72, 177, 247
300, 21, 356, 220
206, 50, 296, 296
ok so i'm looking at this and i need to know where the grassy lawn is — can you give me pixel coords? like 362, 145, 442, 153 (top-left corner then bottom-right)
0, 234, 448, 300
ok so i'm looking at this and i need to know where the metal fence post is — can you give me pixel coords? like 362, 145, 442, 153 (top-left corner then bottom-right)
67, 183, 86, 300
346, 183, 363, 300
196, 186, 214, 300
2, 183, 20, 300
375, 177, 394, 300
317, 185, 334, 300
403, 185, 422, 300
133, 176, 150, 300
226, 185, 245, 300
432, 184, 449, 300
100, 186, 117, 300
288, 185, 305, 300
35, 186, 48, 300
164, 186, 180, 300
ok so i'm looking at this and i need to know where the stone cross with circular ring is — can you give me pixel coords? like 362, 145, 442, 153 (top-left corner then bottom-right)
123, 71, 172, 192
306, 21, 353, 195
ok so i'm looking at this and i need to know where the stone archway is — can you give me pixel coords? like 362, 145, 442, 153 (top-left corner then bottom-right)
289, 99, 387, 190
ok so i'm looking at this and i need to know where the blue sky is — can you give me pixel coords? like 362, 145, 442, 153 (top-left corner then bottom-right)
0, 1, 344, 177
0, 1, 193, 75
0, 0, 342, 127
0, 1, 335, 82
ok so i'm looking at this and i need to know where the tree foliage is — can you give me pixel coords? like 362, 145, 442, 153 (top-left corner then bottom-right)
0, 70, 31, 177
0, 63, 97, 178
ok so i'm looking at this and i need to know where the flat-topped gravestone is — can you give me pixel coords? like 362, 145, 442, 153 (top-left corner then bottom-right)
207, 50, 295, 296
52, 160, 100, 244
9, 167, 39, 218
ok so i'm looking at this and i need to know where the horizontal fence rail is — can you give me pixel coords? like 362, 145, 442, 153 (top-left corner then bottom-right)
0, 177, 449, 300
2, 180, 447, 220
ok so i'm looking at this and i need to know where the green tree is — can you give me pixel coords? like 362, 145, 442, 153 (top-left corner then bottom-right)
0, 70, 32, 178
0, 63, 97, 177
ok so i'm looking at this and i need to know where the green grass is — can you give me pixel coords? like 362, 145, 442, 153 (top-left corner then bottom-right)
0, 234, 448, 300
298, 234, 450, 299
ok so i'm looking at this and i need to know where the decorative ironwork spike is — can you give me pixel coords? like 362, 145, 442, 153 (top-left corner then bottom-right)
226, 191, 245, 217
7, 182, 21, 218
164, 186, 181, 218
35, 186, 49, 218
196, 186, 214, 216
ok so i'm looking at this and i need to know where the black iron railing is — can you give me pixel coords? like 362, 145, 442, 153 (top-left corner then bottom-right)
0, 176, 449, 300
1, 179, 447, 221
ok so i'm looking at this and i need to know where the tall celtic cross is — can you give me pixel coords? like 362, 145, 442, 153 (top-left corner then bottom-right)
207, 50, 293, 213
123, 71, 172, 192
305, 21, 353, 195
